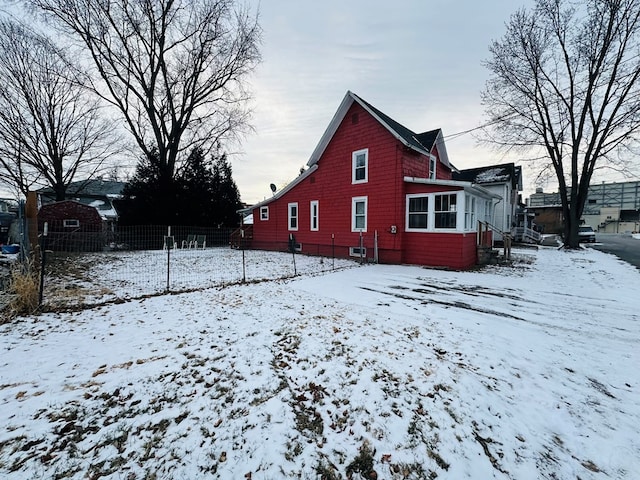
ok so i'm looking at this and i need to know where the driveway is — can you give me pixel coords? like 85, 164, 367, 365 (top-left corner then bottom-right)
589, 233, 640, 269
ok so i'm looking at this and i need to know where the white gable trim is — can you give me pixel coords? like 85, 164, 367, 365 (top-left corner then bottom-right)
238, 165, 319, 214
307, 91, 443, 168
432, 130, 452, 170
307, 91, 356, 167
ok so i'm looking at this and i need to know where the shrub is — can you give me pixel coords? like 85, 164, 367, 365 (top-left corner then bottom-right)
4, 261, 39, 321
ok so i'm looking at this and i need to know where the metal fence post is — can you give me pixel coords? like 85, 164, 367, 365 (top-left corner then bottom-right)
374, 230, 378, 263
290, 233, 297, 276
331, 233, 335, 270
38, 222, 48, 308
166, 226, 171, 292
241, 229, 246, 283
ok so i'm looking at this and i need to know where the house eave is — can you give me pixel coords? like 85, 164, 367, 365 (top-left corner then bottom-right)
239, 165, 319, 214
403, 176, 501, 199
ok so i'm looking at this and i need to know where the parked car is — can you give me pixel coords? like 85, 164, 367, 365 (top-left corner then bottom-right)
578, 225, 596, 243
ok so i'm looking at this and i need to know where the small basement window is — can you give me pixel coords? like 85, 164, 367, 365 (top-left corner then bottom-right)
63, 219, 80, 228
349, 246, 366, 257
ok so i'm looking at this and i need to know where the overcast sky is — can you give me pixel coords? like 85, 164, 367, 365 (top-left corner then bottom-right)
234, 0, 535, 204
2, 0, 634, 203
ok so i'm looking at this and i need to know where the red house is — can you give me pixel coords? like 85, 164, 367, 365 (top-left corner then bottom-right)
240, 91, 499, 269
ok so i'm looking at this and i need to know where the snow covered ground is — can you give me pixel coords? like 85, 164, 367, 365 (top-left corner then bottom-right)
1, 247, 639, 479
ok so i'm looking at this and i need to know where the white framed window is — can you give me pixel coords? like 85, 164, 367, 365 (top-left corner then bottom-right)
260, 206, 269, 221
352, 149, 368, 184
464, 196, 476, 230
349, 246, 366, 257
434, 193, 457, 229
406, 195, 429, 231
406, 191, 485, 233
288, 202, 298, 231
351, 196, 368, 232
429, 155, 437, 180
63, 219, 80, 228
310, 200, 319, 231
485, 200, 493, 225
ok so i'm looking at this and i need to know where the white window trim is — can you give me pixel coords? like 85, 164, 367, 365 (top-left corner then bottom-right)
434, 192, 460, 231
406, 194, 430, 232
288, 202, 298, 231
429, 155, 437, 180
404, 191, 472, 233
260, 206, 269, 221
351, 196, 368, 232
464, 195, 477, 231
310, 200, 319, 231
352, 148, 368, 184
63, 219, 80, 228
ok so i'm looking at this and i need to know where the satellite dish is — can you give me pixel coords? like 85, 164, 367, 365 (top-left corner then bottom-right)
270, 183, 276, 193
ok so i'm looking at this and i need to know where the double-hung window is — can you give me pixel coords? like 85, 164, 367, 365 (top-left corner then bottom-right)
288, 203, 298, 231
429, 155, 437, 180
464, 196, 476, 230
407, 195, 429, 230
352, 149, 368, 184
484, 200, 493, 225
434, 193, 457, 229
260, 206, 269, 221
310, 201, 319, 231
351, 196, 367, 232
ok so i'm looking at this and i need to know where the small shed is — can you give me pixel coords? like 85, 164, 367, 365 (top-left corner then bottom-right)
39, 200, 104, 251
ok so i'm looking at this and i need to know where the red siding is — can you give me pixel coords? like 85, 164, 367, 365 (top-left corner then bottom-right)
250, 99, 480, 269
253, 102, 407, 258
402, 233, 477, 269
39, 201, 102, 232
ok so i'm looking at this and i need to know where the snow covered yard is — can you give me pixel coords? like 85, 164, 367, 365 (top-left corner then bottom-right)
41, 248, 356, 309
1, 247, 638, 479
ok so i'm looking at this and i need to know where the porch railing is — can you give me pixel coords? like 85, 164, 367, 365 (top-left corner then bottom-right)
512, 226, 542, 244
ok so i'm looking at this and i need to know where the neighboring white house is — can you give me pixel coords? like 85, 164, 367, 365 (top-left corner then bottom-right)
453, 163, 522, 242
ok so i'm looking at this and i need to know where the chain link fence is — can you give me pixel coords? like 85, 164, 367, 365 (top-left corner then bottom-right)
35, 224, 357, 310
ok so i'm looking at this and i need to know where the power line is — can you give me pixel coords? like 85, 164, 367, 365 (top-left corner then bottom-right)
443, 113, 517, 142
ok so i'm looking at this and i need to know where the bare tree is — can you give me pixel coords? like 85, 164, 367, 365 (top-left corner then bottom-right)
481, 0, 640, 247
30, 0, 261, 189
0, 18, 117, 200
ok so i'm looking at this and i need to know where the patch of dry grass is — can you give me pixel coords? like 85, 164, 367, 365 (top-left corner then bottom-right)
3, 262, 39, 322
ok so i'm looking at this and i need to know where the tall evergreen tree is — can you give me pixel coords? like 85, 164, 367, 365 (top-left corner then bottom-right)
210, 154, 242, 227
118, 147, 242, 227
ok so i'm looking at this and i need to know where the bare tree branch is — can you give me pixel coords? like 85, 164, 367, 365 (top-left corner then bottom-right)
29, 0, 262, 182
0, 18, 119, 199
481, 0, 640, 247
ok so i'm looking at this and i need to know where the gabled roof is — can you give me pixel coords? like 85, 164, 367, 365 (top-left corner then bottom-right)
38, 179, 126, 198
37, 178, 125, 219
453, 163, 522, 190
307, 91, 451, 169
